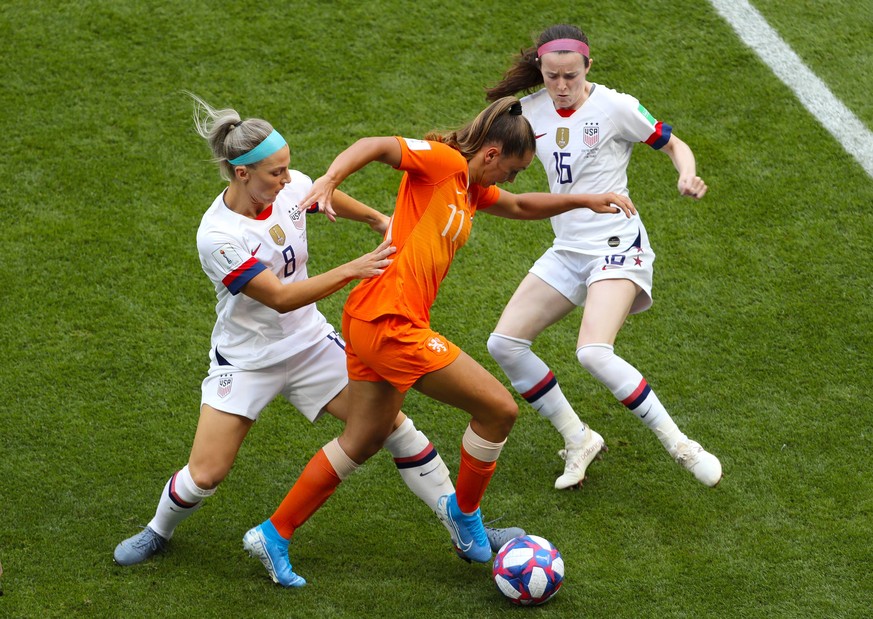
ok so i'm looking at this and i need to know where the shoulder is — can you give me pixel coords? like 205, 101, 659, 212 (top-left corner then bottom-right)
288, 169, 313, 187
277, 170, 313, 202
469, 184, 500, 209
398, 137, 457, 158
198, 192, 230, 233
197, 194, 240, 252
521, 89, 552, 113
397, 137, 465, 174
589, 83, 637, 107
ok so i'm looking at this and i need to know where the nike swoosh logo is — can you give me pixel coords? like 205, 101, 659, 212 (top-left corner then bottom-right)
535, 133, 547, 139
251, 243, 262, 256
419, 465, 440, 477
449, 518, 474, 552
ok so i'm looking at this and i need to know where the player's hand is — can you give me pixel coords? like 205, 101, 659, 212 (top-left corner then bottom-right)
679, 175, 707, 199
584, 192, 636, 218
346, 239, 396, 279
302, 175, 339, 222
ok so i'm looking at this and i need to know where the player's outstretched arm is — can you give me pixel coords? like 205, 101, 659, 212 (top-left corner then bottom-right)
302, 137, 402, 221
331, 190, 390, 235
241, 239, 395, 313
484, 189, 636, 220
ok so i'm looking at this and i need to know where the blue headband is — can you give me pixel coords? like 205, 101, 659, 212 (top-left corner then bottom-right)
227, 129, 287, 165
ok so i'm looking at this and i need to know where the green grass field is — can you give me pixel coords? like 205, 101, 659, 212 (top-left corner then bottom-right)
2, 1, 871, 617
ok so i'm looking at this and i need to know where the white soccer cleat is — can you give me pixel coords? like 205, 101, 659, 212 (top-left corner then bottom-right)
554, 429, 607, 490
670, 439, 722, 487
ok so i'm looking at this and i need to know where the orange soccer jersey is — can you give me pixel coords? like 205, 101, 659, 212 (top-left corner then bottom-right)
343, 137, 500, 327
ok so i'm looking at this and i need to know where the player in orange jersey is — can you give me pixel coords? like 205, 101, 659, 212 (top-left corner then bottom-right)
242, 96, 635, 587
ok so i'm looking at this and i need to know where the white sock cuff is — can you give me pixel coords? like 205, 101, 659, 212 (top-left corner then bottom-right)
575, 342, 614, 360
323, 438, 359, 480
177, 464, 216, 501
383, 417, 421, 456
462, 424, 506, 463
488, 332, 533, 347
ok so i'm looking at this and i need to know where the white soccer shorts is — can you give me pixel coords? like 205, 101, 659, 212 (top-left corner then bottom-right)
529, 244, 655, 315
200, 331, 348, 422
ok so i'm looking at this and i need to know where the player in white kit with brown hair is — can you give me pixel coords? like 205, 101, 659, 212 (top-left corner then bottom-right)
486, 25, 722, 489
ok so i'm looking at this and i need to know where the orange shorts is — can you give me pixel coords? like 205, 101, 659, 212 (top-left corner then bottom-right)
342, 313, 461, 393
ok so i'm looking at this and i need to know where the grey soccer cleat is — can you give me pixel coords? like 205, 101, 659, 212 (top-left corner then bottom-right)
485, 524, 526, 553
114, 526, 168, 566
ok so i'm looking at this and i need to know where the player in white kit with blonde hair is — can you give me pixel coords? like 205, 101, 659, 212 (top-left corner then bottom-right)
114, 94, 522, 572
486, 25, 722, 489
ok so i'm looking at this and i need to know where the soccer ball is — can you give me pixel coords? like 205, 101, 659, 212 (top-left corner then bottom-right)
492, 534, 564, 606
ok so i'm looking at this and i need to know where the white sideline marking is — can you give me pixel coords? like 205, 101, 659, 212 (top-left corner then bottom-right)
709, 0, 873, 178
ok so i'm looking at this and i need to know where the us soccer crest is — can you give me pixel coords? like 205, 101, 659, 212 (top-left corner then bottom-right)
583, 123, 600, 148
290, 206, 305, 231
269, 224, 286, 245
556, 127, 570, 149
217, 374, 233, 398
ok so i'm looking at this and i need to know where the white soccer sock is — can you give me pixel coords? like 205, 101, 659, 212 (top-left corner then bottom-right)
383, 417, 453, 512
576, 344, 685, 450
147, 464, 216, 540
488, 332, 586, 444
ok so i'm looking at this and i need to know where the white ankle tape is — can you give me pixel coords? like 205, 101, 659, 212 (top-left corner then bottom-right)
323, 438, 359, 480
462, 425, 506, 463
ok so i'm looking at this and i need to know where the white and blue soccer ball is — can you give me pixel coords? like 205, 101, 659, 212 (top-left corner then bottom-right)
492, 534, 564, 606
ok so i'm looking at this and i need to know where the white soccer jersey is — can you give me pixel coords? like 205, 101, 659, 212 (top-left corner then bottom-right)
522, 84, 672, 253
196, 171, 332, 370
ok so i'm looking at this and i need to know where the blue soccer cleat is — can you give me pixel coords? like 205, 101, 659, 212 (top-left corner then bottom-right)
242, 520, 306, 588
436, 493, 491, 563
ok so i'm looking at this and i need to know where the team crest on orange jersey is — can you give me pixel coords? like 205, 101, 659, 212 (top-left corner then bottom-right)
427, 337, 448, 354
269, 224, 286, 245
556, 127, 570, 149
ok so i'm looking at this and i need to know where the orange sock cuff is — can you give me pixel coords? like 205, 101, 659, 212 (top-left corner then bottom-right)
456, 446, 498, 514
270, 448, 342, 539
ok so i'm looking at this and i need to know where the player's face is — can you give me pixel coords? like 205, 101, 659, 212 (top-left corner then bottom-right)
248, 146, 292, 203
482, 148, 534, 187
540, 52, 589, 110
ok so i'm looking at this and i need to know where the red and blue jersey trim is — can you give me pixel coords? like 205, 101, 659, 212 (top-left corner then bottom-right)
222, 257, 266, 295
644, 121, 672, 150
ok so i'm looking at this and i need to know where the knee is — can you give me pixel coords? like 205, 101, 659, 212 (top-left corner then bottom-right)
341, 426, 393, 464
576, 343, 614, 375
188, 464, 224, 491
487, 332, 530, 368
493, 392, 519, 435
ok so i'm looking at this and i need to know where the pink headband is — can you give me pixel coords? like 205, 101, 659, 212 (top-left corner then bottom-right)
537, 38, 589, 59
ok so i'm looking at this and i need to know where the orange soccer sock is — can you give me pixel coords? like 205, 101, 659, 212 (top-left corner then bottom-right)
269, 448, 342, 539
455, 446, 497, 514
